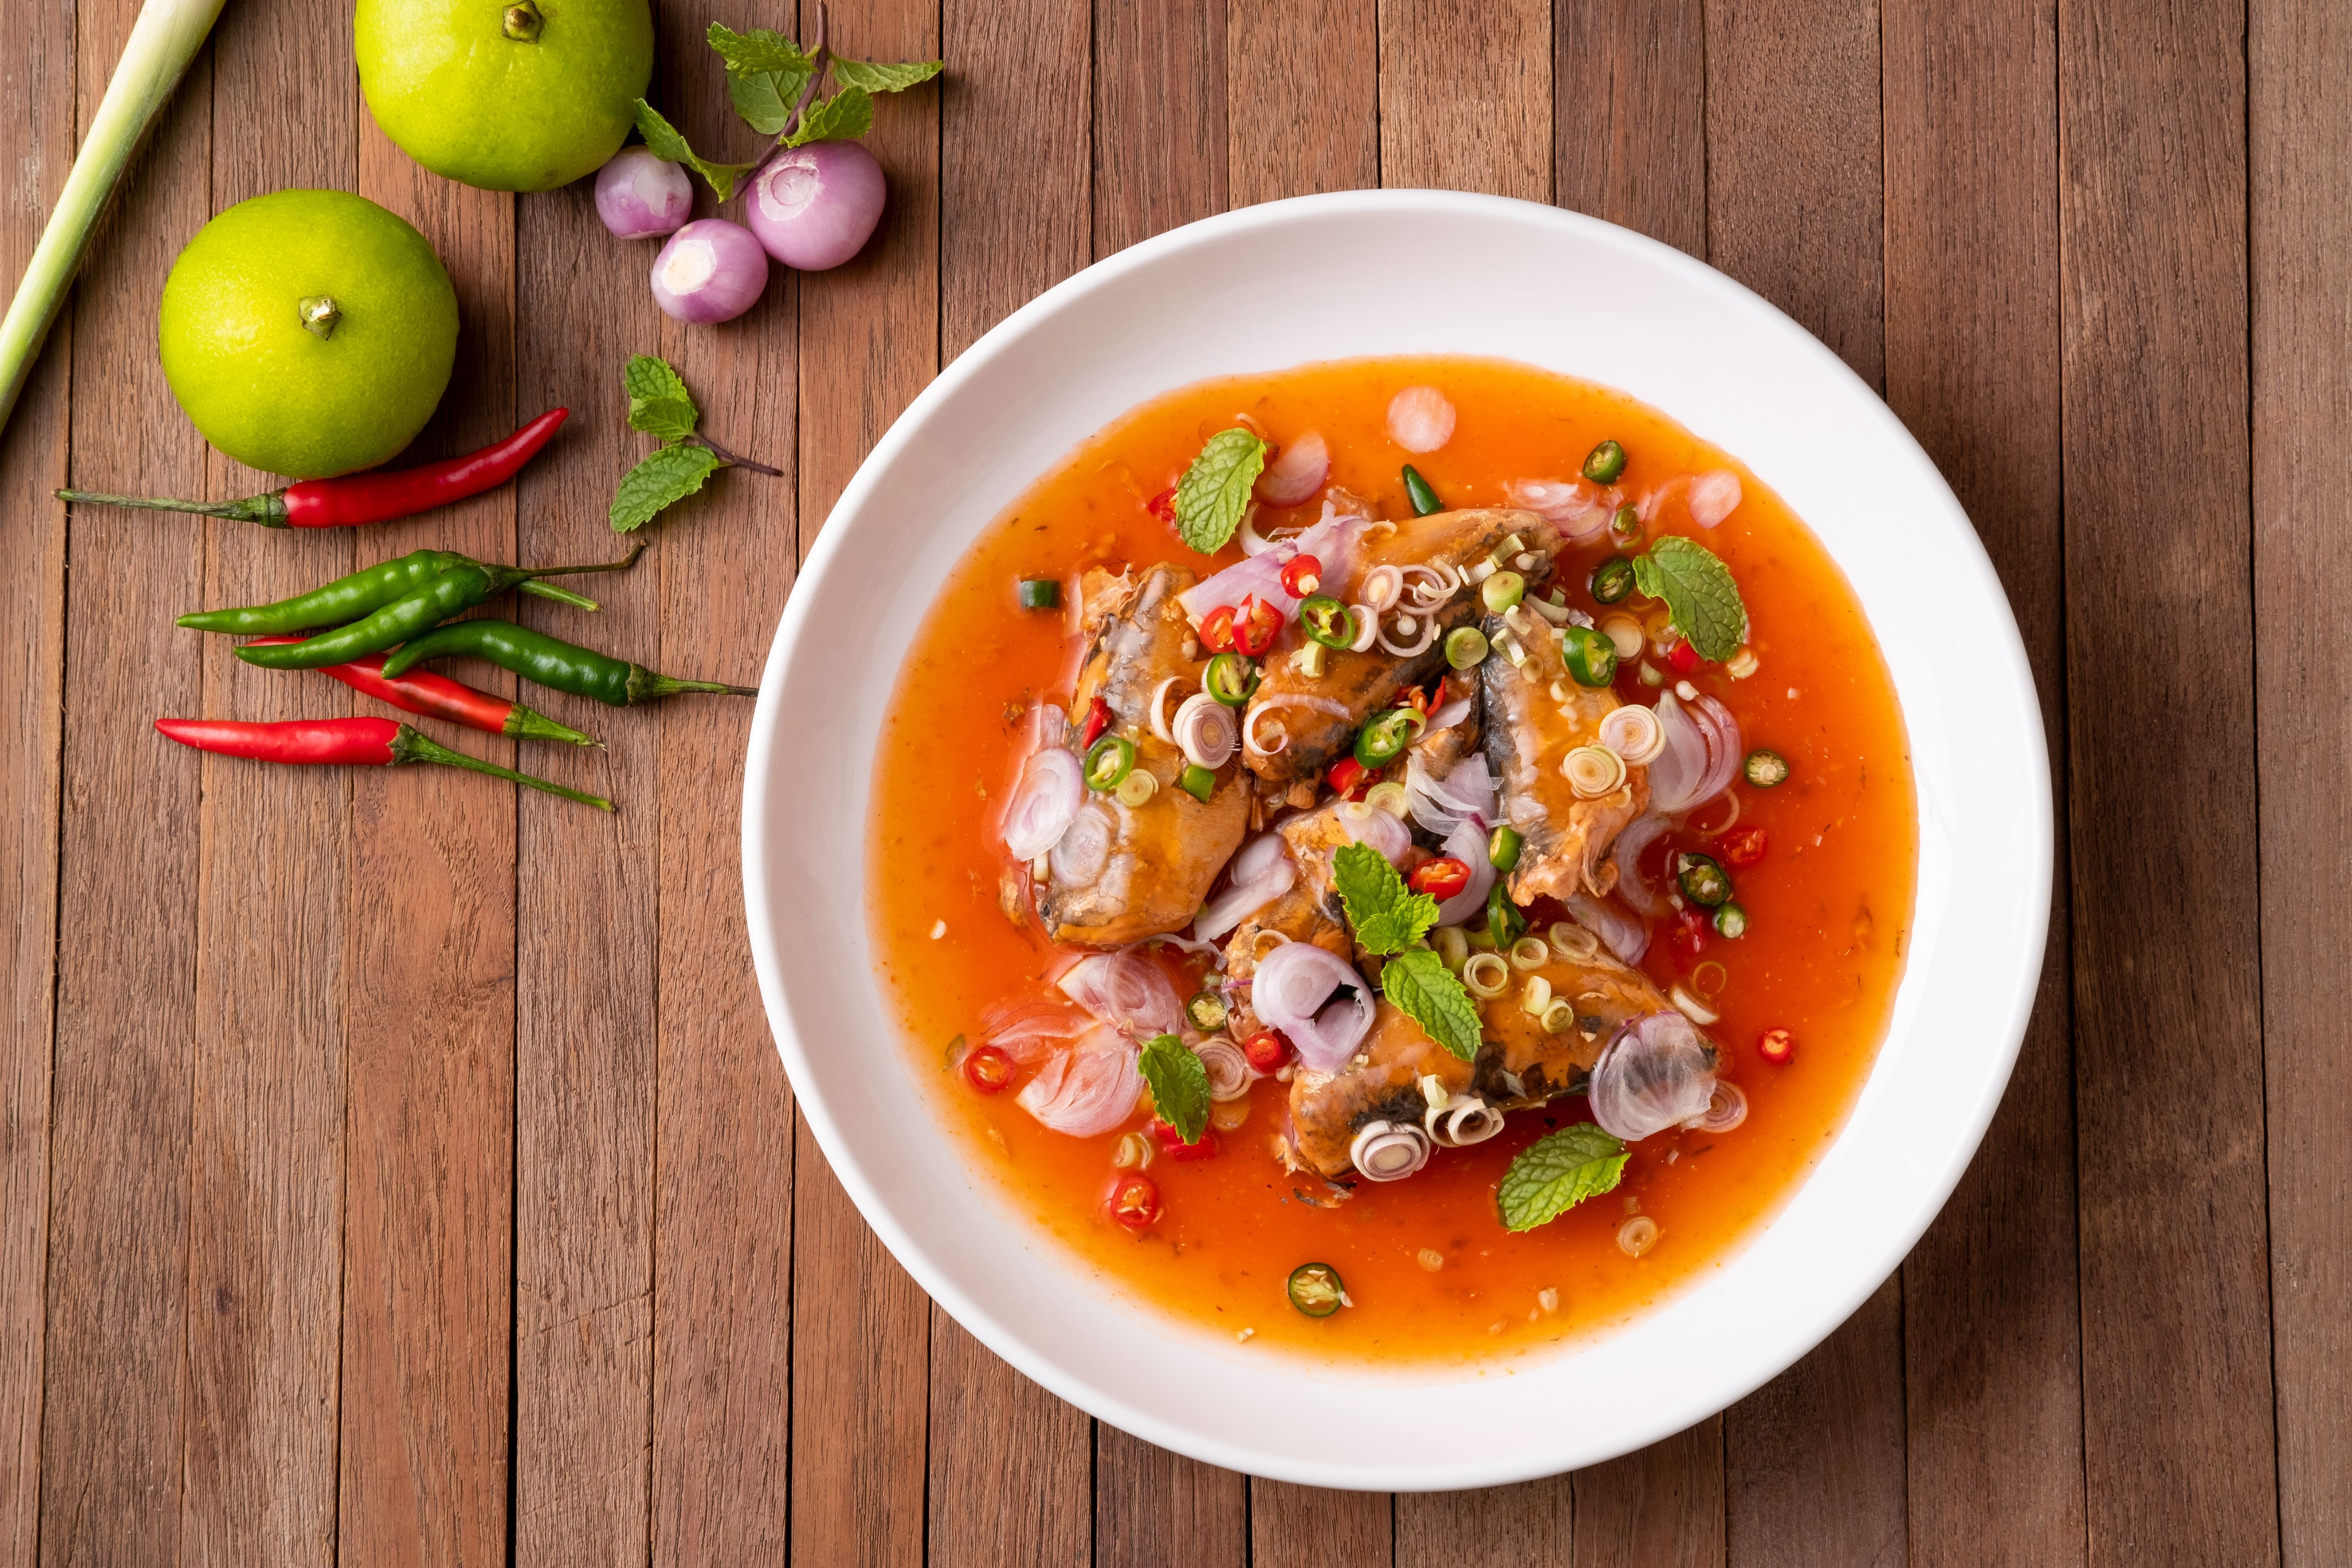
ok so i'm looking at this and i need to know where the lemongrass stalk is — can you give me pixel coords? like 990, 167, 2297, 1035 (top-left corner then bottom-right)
0, 0, 230, 435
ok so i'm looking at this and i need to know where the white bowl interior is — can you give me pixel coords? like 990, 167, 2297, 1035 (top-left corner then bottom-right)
743, 191, 2049, 1490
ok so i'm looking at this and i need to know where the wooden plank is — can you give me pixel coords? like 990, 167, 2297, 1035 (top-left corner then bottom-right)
2059, 1, 2277, 1563
1095, 1426, 1247, 1568
1227, 0, 1376, 206
173, 0, 355, 1557
641, 3, 801, 1564
0, 0, 73, 1554
1881, 3, 2084, 1565
337, 118, 518, 1568
2252, 1, 2352, 1558
919, 4, 1099, 1565
1573, 1420, 1725, 1568
37, 2, 213, 1558
510, 119, 661, 1568
1251, 1485, 1390, 1568
1552, 0, 1705, 256
1700, 7, 1905, 1565
1094, 0, 1225, 253
775, 2, 939, 1562
1396, 1479, 1568, 1568
1377, 0, 1551, 201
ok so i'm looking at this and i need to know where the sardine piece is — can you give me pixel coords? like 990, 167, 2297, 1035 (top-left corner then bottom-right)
1480, 607, 1647, 902
1036, 563, 1251, 947
1287, 945, 1679, 1179
1245, 509, 1552, 791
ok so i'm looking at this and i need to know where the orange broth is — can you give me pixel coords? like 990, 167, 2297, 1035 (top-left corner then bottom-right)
868, 357, 1915, 1368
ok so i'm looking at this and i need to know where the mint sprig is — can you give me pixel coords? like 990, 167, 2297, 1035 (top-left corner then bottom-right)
634, 19, 943, 199
1172, 429, 1267, 554
611, 354, 779, 532
1380, 949, 1481, 1062
1331, 841, 1438, 955
1139, 1034, 1210, 1144
1631, 536, 1748, 661
1496, 1124, 1628, 1232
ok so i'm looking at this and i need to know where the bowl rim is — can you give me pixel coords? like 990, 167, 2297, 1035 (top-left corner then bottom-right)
743, 187, 2052, 1488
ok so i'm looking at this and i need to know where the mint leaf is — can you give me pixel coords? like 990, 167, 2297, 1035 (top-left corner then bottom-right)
706, 22, 811, 74
1379, 949, 1482, 1063
1138, 1034, 1210, 1143
1171, 429, 1267, 554
783, 85, 874, 147
1496, 1123, 1628, 1232
611, 443, 723, 532
1631, 536, 1748, 662
633, 100, 759, 200
1331, 841, 1438, 956
832, 56, 943, 94
623, 355, 699, 442
707, 26, 814, 135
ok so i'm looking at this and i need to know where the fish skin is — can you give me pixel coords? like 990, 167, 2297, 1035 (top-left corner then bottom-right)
1287, 945, 1683, 1179
1036, 563, 1251, 947
1479, 606, 1647, 902
1244, 508, 1552, 790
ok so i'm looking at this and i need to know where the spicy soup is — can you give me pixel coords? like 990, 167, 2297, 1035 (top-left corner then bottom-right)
869, 357, 1914, 1365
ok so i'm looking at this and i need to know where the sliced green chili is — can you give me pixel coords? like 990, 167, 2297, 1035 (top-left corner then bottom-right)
1677, 852, 1733, 908
1286, 1261, 1345, 1318
1480, 570, 1525, 614
377, 619, 758, 706
1401, 464, 1442, 516
1560, 625, 1618, 687
1352, 707, 1423, 767
1589, 554, 1636, 605
1488, 824, 1524, 873
1204, 652, 1259, 706
1445, 625, 1489, 669
1609, 504, 1643, 547
1486, 882, 1527, 945
1298, 595, 1356, 649
1582, 439, 1626, 484
1744, 749, 1790, 787
1177, 763, 1217, 803
1083, 734, 1137, 791
1712, 902, 1749, 939
1186, 990, 1230, 1032
1017, 578, 1061, 610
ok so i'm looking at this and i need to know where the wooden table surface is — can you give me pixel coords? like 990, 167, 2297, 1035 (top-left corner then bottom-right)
3, 0, 2345, 1561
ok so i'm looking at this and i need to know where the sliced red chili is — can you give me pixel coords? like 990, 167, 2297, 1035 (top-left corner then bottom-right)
1756, 1027, 1795, 1066
1670, 907, 1711, 959
1242, 1030, 1288, 1072
1667, 638, 1702, 674
1719, 825, 1768, 867
1327, 757, 1371, 800
963, 1045, 1014, 1094
1080, 696, 1113, 750
1279, 553, 1323, 598
1233, 595, 1281, 657
1409, 856, 1473, 900
1147, 485, 1177, 523
1152, 1122, 1220, 1162
1108, 1173, 1163, 1231
1198, 604, 1238, 654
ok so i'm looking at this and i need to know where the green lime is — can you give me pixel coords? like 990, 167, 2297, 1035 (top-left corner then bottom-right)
357, 0, 654, 192
158, 189, 459, 480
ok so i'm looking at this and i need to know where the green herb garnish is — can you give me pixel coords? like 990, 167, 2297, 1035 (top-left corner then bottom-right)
635, 21, 941, 199
1172, 429, 1268, 554
610, 354, 778, 531
1138, 1034, 1210, 1144
1496, 1123, 1629, 1232
1630, 536, 1748, 662
1331, 841, 1438, 955
1379, 949, 1482, 1062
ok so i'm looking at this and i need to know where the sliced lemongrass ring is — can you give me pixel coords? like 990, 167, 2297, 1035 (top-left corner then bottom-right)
1667, 982, 1721, 1026
1509, 936, 1551, 970
1365, 780, 1411, 819
1600, 614, 1646, 659
1547, 920, 1600, 961
1461, 951, 1511, 998
1597, 704, 1666, 765
1563, 744, 1627, 799
1521, 974, 1553, 1015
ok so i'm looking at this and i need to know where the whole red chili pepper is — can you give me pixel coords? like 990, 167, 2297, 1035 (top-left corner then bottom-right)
56, 408, 569, 527
155, 716, 612, 810
243, 638, 596, 747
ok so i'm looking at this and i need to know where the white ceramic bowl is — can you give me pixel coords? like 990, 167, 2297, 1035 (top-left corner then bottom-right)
743, 189, 2050, 1490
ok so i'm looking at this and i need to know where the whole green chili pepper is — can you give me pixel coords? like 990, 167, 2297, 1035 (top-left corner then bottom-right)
230, 548, 645, 671
378, 619, 756, 706
180, 543, 643, 635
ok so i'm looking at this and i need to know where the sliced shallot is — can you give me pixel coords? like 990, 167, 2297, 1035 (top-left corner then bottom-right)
1194, 1037, 1255, 1102
1387, 386, 1457, 453
1050, 801, 1114, 885
1504, 476, 1614, 541
1255, 431, 1331, 507
1148, 677, 1182, 743
1588, 1012, 1719, 1142
1001, 747, 1085, 862
1058, 950, 1185, 1041
1568, 892, 1651, 965
1173, 693, 1238, 770
1359, 564, 1403, 612
1647, 691, 1742, 814
1406, 751, 1496, 837
1244, 694, 1351, 755
1252, 941, 1376, 1073
1335, 798, 1412, 865
1687, 1080, 1748, 1133
1177, 514, 1361, 626
1434, 818, 1497, 926
979, 997, 1094, 1063
1689, 470, 1743, 528
1193, 840, 1296, 942
1017, 1024, 1144, 1136
1375, 614, 1440, 657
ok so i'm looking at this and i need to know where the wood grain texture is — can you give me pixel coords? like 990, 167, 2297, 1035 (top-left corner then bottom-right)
1552, 0, 1705, 256
2252, 2, 2352, 1558
1095, 0, 1227, 254
0, 0, 72, 1556
37, 5, 213, 1560
511, 172, 661, 1568
927, 1314, 1092, 1568
338, 119, 518, 1568
779, 5, 939, 1568
645, 5, 804, 1564
1227, 0, 1377, 206
1574, 1419, 1725, 1568
177, 0, 357, 1557
1251, 1483, 1391, 1567
1882, 3, 2084, 1565
1378, 0, 1551, 201
2059, 0, 2277, 1562
1397, 1477, 1570, 1568
1095, 1425, 1247, 1568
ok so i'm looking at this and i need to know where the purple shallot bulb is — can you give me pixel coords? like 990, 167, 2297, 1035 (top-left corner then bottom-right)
595, 148, 693, 240
649, 219, 770, 324
745, 142, 888, 271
